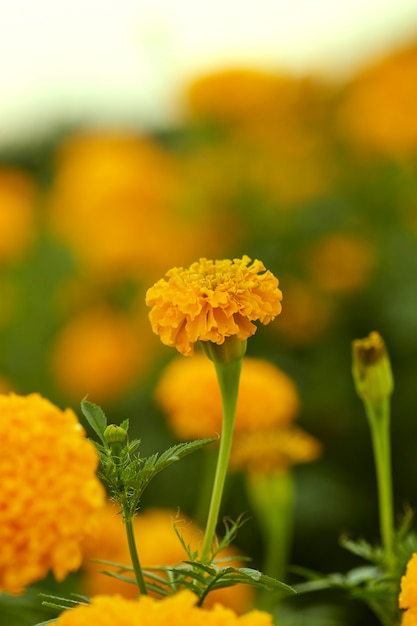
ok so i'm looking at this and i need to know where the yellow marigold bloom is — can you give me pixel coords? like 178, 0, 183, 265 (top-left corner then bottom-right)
55, 590, 273, 626
229, 426, 322, 475
0, 393, 105, 594
50, 307, 154, 403
146, 256, 282, 356
155, 355, 299, 440
81, 504, 253, 614
400, 553, 417, 611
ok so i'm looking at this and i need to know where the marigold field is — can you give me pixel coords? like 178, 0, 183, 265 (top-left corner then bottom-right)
1, 38, 417, 626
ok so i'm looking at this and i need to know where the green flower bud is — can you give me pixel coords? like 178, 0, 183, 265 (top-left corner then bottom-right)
352, 331, 394, 404
104, 424, 128, 445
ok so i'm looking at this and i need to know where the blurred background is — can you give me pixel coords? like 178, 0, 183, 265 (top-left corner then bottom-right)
2, 1, 417, 624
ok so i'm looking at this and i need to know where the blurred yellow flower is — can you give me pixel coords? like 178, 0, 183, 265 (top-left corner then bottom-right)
0, 393, 104, 594
81, 503, 253, 614
186, 68, 296, 125
229, 427, 322, 475
155, 355, 299, 440
400, 553, 417, 625
0, 168, 38, 264
306, 233, 375, 293
56, 589, 272, 626
337, 42, 417, 156
184, 69, 336, 207
47, 131, 227, 283
146, 256, 282, 356
50, 307, 152, 404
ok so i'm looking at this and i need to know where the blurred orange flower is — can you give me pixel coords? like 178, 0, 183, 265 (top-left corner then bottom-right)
229, 427, 322, 475
0, 168, 38, 264
0, 393, 104, 594
81, 503, 253, 614
155, 355, 300, 440
337, 42, 417, 156
56, 589, 272, 626
50, 307, 152, 403
47, 131, 228, 283
399, 552, 417, 625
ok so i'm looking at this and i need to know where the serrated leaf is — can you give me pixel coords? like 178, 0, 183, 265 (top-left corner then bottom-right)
81, 399, 108, 445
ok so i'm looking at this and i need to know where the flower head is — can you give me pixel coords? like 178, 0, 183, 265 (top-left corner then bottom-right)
155, 355, 299, 440
146, 256, 282, 356
400, 553, 417, 625
55, 589, 273, 626
0, 393, 105, 594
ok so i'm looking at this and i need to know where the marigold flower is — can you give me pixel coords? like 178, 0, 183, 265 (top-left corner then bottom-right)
155, 355, 299, 440
146, 256, 282, 356
399, 553, 417, 611
50, 307, 153, 403
337, 42, 417, 156
399, 553, 417, 625
81, 504, 253, 614
0, 393, 105, 594
55, 589, 273, 626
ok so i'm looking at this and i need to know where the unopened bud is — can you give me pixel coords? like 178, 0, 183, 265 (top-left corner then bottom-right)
352, 331, 394, 404
104, 424, 128, 445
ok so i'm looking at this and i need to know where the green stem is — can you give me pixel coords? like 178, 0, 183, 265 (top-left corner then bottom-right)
364, 397, 395, 573
124, 515, 148, 595
200, 357, 242, 562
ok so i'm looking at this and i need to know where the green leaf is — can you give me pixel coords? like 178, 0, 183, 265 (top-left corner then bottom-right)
231, 567, 296, 594
80, 399, 108, 445
119, 418, 129, 433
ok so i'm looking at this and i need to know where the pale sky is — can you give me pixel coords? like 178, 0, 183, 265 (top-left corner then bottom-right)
1, 0, 417, 146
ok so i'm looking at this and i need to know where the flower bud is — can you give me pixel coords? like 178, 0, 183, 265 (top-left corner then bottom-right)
104, 424, 128, 445
352, 331, 394, 404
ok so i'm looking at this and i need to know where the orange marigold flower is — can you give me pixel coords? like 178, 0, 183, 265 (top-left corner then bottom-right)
155, 355, 299, 440
400, 553, 417, 611
0, 393, 105, 594
81, 504, 253, 614
55, 589, 273, 626
50, 307, 153, 403
229, 426, 322, 475
145, 256, 282, 356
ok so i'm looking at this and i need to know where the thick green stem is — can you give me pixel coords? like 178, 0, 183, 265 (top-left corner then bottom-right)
124, 515, 148, 595
200, 357, 242, 562
364, 397, 395, 573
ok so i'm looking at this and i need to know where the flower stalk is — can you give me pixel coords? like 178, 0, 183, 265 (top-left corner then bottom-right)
124, 514, 148, 595
200, 338, 245, 562
352, 331, 395, 573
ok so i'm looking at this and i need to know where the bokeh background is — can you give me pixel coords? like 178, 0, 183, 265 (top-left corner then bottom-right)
2, 2, 417, 624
